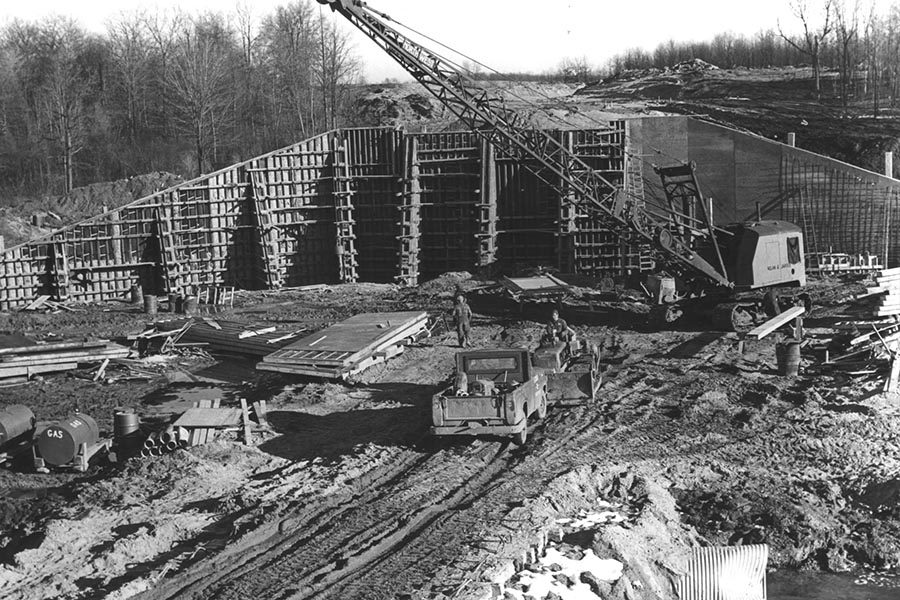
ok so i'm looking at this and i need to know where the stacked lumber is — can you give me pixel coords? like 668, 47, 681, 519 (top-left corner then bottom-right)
0, 339, 130, 383
175, 318, 309, 357
257, 311, 429, 379
868, 267, 900, 317
171, 398, 259, 445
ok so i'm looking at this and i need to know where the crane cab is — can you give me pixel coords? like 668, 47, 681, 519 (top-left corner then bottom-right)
713, 221, 806, 291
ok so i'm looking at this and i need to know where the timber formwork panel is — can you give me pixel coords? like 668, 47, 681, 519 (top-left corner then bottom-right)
415, 132, 481, 279
250, 134, 339, 286
344, 128, 403, 283
779, 155, 896, 264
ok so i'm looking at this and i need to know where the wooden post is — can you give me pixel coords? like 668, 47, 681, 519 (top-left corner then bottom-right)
886, 152, 894, 178
787, 132, 796, 147
476, 136, 498, 268
397, 135, 421, 286
332, 135, 358, 283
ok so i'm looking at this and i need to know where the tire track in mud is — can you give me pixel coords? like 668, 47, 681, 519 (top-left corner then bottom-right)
145, 362, 682, 600
143, 438, 514, 600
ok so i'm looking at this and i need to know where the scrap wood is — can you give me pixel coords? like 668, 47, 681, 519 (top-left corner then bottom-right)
239, 326, 277, 339
202, 318, 222, 330
93, 359, 110, 382
884, 339, 900, 393
22, 295, 51, 311
746, 306, 805, 340
240, 398, 252, 444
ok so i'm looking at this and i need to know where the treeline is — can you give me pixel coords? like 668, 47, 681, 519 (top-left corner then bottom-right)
603, 0, 900, 113
0, 1, 361, 196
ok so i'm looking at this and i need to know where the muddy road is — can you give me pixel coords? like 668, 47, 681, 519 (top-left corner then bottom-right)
1, 276, 899, 599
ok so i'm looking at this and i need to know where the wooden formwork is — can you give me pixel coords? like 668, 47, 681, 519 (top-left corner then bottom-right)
19, 119, 866, 311
779, 154, 899, 266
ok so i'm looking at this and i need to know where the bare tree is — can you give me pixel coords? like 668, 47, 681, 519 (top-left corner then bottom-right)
258, 1, 317, 140
7, 17, 98, 193
314, 8, 360, 131
558, 57, 593, 82
165, 15, 236, 175
834, 0, 860, 114
106, 11, 152, 141
778, 0, 835, 99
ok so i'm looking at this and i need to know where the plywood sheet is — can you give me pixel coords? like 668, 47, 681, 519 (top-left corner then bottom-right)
173, 408, 242, 428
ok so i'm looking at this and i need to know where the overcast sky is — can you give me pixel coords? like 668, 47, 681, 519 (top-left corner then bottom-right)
2, 0, 893, 81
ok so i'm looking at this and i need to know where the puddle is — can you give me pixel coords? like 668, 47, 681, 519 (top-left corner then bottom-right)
769, 571, 900, 599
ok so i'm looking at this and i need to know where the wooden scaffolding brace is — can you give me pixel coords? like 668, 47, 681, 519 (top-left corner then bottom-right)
557, 131, 578, 273
476, 137, 498, 268
48, 236, 70, 302
332, 135, 359, 283
154, 206, 184, 294
397, 135, 422, 286
249, 167, 285, 289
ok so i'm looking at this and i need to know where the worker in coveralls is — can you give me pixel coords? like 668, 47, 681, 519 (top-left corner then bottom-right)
453, 294, 472, 348
544, 309, 575, 344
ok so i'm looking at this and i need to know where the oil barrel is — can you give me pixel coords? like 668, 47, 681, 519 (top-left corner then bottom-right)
143, 294, 158, 315
113, 409, 139, 438
113, 409, 141, 458
182, 295, 199, 316
130, 284, 143, 305
776, 341, 801, 377
38, 413, 100, 466
0, 405, 36, 448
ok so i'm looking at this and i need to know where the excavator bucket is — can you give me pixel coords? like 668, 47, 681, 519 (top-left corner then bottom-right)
535, 343, 602, 406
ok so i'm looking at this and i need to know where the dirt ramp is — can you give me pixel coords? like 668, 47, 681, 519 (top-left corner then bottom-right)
469, 466, 698, 600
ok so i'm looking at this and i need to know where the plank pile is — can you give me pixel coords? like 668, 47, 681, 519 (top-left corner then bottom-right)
0, 338, 130, 384
258, 311, 429, 379
865, 267, 900, 317
176, 318, 308, 357
171, 397, 261, 446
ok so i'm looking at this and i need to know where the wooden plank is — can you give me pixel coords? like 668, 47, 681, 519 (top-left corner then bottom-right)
0, 362, 79, 379
885, 340, 900, 393
0, 339, 107, 356
173, 408, 242, 428
747, 306, 806, 340
22, 295, 51, 311
240, 398, 252, 445
0, 347, 129, 366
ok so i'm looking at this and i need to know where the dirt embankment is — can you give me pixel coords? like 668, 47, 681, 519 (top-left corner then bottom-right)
0, 276, 899, 598
0, 172, 182, 248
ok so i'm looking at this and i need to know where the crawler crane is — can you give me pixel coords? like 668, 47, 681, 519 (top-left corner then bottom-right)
318, 0, 807, 330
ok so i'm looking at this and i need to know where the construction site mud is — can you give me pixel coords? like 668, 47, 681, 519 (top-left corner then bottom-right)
0, 274, 898, 599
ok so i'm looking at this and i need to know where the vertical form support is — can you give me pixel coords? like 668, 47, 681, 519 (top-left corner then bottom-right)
154, 206, 182, 294
786, 132, 796, 147
332, 135, 358, 283
110, 211, 124, 265
249, 166, 285, 290
886, 152, 894, 178
557, 131, 577, 273
476, 137, 498, 268
49, 236, 70, 302
397, 135, 422, 286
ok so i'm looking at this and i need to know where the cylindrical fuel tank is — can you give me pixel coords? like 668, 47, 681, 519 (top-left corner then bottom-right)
0, 405, 36, 448
38, 413, 100, 466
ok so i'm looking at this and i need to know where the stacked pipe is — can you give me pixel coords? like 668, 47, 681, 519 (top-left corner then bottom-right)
140, 426, 189, 457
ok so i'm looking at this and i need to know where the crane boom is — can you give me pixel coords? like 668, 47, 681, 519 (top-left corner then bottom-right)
318, 0, 732, 288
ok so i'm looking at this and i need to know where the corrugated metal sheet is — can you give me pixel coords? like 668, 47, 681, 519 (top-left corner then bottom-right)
676, 544, 768, 600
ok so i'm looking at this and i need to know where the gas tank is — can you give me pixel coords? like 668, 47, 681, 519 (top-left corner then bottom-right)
38, 413, 100, 466
0, 405, 36, 448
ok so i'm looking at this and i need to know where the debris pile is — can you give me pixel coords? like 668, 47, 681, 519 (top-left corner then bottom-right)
0, 337, 130, 385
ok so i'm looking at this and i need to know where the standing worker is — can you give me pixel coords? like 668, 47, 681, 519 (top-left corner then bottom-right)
452, 294, 472, 348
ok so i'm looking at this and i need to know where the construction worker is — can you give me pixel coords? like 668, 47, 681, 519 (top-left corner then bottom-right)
452, 294, 472, 348
543, 309, 575, 344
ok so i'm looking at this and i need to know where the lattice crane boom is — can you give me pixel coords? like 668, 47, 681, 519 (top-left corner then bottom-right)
317, 0, 732, 288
